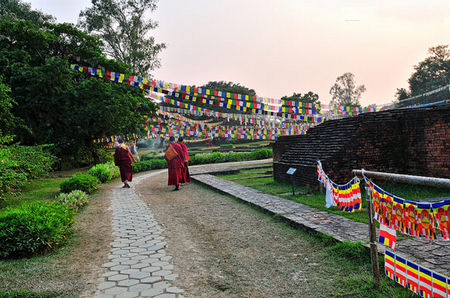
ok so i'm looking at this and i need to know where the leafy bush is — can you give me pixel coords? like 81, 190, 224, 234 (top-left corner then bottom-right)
0, 202, 74, 258
133, 159, 167, 173
252, 148, 272, 159
150, 159, 166, 169
60, 173, 99, 194
220, 144, 234, 148
56, 190, 89, 212
0, 141, 57, 199
104, 161, 120, 179
88, 164, 112, 183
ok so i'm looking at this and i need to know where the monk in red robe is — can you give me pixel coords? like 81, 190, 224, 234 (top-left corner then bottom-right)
114, 138, 136, 188
178, 137, 190, 183
165, 136, 185, 191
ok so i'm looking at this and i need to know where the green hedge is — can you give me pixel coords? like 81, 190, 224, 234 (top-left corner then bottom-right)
0, 202, 74, 258
60, 173, 99, 194
133, 148, 272, 173
133, 159, 166, 173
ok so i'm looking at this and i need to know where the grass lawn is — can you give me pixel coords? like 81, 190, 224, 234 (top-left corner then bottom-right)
1, 177, 65, 210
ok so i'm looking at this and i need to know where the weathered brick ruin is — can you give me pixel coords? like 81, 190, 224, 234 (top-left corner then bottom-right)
273, 104, 450, 187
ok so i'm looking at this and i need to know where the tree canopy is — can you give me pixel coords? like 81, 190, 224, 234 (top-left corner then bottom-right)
281, 92, 320, 104
408, 45, 449, 97
329, 72, 365, 107
200, 81, 257, 97
0, 9, 157, 165
0, 0, 54, 25
78, 0, 166, 77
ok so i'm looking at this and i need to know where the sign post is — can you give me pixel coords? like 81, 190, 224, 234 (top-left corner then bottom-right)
366, 185, 381, 289
286, 168, 297, 196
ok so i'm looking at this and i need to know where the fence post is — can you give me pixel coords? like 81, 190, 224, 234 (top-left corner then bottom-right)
366, 186, 381, 289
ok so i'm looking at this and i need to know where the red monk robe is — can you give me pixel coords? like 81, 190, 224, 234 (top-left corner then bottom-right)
165, 142, 185, 190
114, 143, 134, 187
178, 140, 190, 183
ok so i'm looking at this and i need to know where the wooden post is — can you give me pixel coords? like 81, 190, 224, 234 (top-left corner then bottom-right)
366, 186, 381, 289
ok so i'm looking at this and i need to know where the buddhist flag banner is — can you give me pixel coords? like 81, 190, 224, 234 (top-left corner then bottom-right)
316, 161, 362, 212
432, 271, 448, 298
432, 200, 450, 240
395, 254, 408, 287
407, 260, 420, 294
404, 200, 420, 237
385, 250, 396, 280
417, 203, 436, 240
379, 224, 397, 251
387, 251, 450, 297
419, 266, 433, 298
364, 176, 449, 241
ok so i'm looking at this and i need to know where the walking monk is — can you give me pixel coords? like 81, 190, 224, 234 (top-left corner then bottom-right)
178, 137, 190, 183
165, 136, 185, 191
114, 138, 136, 188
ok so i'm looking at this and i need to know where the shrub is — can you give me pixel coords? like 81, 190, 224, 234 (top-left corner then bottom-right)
0, 202, 74, 258
219, 144, 234, 148
60, 173, 99, 194
88, 164, 112, 183
0, 141, 57, 199
133, 159, 168, 173
150, 159, 166, 169
252, 148, 272, 159
57, 190, 89, 212
104, 161, 120, 179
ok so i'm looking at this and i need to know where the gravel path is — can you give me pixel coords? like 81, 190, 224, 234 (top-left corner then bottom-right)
135, 165, 347, 297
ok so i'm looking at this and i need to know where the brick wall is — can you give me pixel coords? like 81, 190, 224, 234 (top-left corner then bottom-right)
273, 104, 450, 187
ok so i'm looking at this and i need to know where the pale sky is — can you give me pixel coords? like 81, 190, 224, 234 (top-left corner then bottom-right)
29, 0, 450, 106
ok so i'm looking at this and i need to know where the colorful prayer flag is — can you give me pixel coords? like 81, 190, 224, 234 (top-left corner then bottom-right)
406, 260, 419, 294
385, 250, 396, 280
419, 266, 433, 298
394, 255, 407, 287
379, 224, 397, 250
432, 271, 447, 298
432, 200, 450, 240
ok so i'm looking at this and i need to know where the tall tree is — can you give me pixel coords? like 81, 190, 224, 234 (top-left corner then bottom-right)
0, 19, 157, 164
395, 88, 410, 101
329, 72, 366, 107
0, 0, 54, 25
201, 81, 257, 97
78, 0, 166, 77
408, 45, 449, 96
0, 78, 22, 137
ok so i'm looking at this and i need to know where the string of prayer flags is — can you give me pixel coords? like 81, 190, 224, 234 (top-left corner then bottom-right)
364, 176, 447, 241
379, 224, 397, 251
317, 161, 362, 212
385, 251, 450, 297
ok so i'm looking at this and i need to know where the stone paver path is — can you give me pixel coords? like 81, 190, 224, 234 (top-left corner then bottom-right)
191, 173, 450, 276
95, 171, 184, 298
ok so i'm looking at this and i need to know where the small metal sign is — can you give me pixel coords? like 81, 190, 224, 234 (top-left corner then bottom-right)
286, 168, 297, 175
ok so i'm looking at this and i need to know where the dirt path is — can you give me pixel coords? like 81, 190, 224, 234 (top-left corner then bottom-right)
136, 168, 345, 298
